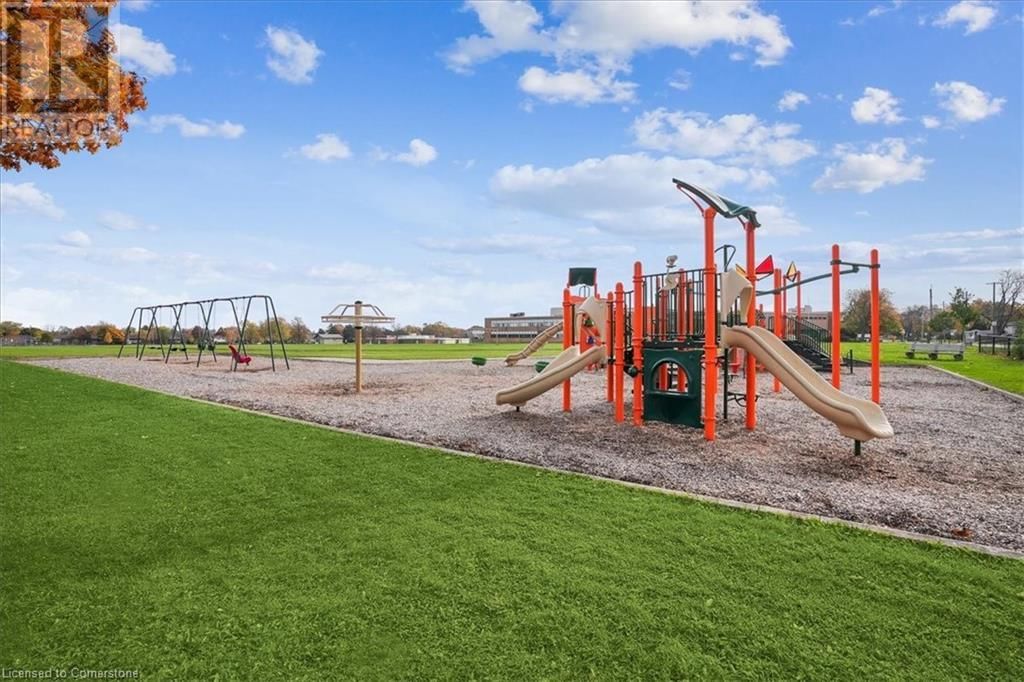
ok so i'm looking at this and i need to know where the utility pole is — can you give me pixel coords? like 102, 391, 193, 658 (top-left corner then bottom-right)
985, 280, 999, 333
928, 285, 933, 340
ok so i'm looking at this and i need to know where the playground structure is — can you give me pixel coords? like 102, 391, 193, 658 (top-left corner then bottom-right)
117, 294, 290, 371
321, 301, 394, 393
495, 180, 892, 453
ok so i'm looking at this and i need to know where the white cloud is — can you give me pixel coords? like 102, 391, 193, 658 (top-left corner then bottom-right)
934, 1, 998, 34
135, 114, 245, 138
98, 209, 159, 231
667, 68, 691, 91
308, 262, 401, 283
1, 287, 76, 327
932, 81, 1004, 122
265, 26, 323, 84
417, 232, 634, 260
813, 138, 930, 193
841, 1, 906, 25
488, 152, 803, 237
850, 87, 905, 124
0, 182, 65, 220
107, 247, 160, 264
631, 109, 816, 167
910, 226, 1023, 241
518, 66, 636, 104
121, 0, 154, 11
112, 23, 176, 76
444, 1, 792, 103
921, 115, 942, 129
58, 230, 91, 248
298, 134, 352, 162
777, 90, 809, 112
373, 139, 439, 167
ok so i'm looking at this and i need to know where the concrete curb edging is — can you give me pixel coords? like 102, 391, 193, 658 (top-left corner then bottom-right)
924, 364, 1024, 403
96, 375, 1023, 561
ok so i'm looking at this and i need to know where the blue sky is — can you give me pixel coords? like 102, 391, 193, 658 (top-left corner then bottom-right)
2, 0, 1021, 329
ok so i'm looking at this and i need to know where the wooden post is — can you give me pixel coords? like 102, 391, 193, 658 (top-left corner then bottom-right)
870, 249, 881, 404
703, 207, 717, 442
773, 268, 782, 393
831, 244, 842, 389
354, 300, 363, 393
614, 283, 625, 423
562, 288, 572, 412
632, 262, 643, 426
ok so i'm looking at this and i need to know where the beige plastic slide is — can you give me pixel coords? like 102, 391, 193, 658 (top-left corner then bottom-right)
496, 345, 605, 407
722, 325, 893, 441
505, 322, 563, 366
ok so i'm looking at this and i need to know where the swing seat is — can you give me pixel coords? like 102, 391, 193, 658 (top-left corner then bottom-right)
228, 344, 252, 366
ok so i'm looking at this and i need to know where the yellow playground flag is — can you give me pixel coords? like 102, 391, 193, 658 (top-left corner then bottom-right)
785, 261, 798, 281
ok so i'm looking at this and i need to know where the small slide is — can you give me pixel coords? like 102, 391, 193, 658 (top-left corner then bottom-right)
722, 325, 893, 441
496, 345, 605, 407
505, 322, 563, 366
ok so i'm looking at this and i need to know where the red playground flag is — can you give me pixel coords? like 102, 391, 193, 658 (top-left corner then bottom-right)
755, 255, 775, 275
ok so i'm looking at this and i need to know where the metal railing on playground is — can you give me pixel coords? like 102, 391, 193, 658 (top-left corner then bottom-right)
631, 267, 710, 345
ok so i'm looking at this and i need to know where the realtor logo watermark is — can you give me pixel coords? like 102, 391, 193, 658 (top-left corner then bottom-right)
1, 0, 122, 141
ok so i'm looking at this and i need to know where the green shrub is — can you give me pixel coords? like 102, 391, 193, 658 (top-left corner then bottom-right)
1012, 326, 1024, 361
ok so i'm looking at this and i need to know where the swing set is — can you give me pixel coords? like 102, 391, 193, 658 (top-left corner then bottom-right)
117, 294, 290, 371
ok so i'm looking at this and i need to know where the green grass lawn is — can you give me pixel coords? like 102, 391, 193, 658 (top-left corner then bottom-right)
0, 341, 562, 362
844, 341, 1023, 395
1, 361, 1022, 678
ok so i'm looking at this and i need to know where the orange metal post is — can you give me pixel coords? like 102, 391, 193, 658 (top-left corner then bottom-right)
605, 293, 614, 402
703, 207, 717, 442
614, 283, 625, 422
562, 287, 572, 411
632, 262, 644, 426
773, 268, 782, 393
745, 219, 758, 433
831, 244, 842, 389
870, 249, 881, 404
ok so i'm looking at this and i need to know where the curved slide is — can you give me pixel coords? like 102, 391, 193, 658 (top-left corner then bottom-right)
505, 322, 563, 366
496, 345, 605, 407
722, 325, 893, 442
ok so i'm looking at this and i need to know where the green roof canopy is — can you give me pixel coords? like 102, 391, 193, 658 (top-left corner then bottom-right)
672, 178, 760, 228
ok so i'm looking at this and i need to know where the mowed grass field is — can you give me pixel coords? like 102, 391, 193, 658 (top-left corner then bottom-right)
1, 360, 1022, 678
844, 341, 1023, 394
0, 342, 563, 362
5, 339, 1021, 393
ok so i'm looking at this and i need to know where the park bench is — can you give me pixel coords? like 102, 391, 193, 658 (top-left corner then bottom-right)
906, 341, 964, 360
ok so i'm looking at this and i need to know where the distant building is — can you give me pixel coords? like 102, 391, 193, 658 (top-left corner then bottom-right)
484, 308, 563, 343
764, 309, 832, 333
314, 332, 346, 344
466, 325, 485, 341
